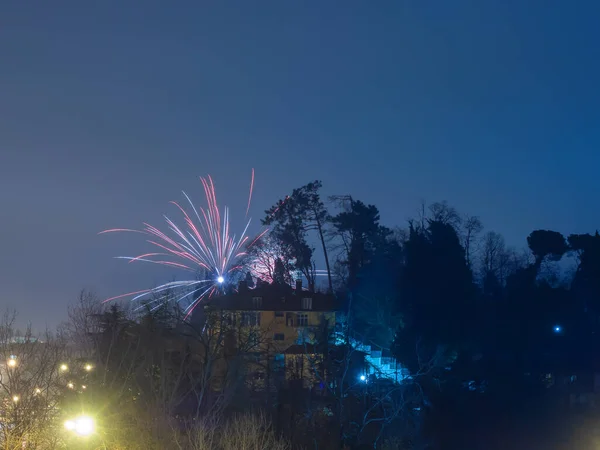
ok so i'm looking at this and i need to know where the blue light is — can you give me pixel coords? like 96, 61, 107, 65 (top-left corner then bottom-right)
554, 325, 562, 333
217, 276, 224, 284
360, 375, 366, 382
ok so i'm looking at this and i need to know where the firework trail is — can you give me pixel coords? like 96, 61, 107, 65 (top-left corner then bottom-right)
100, 171, 263, 318
245, 168, 254, 218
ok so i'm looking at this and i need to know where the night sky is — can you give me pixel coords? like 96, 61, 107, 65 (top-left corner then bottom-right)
2, 2, 600, 329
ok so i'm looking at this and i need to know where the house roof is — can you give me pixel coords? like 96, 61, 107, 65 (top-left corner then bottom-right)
284, 344, 319, 354
202, 282, 338, 312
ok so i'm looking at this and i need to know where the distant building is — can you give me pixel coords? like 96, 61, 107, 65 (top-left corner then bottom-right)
194, 279, 338, 389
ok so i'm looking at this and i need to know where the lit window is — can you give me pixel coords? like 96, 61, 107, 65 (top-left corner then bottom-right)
301, 297, 312, 310
297, 313, 308, 327
241, 312, 261, 327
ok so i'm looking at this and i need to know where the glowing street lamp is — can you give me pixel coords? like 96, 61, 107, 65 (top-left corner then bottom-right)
7, 358, 17, 368
67, 382, 74, 389
12, 395, 19, 403
84, 364, 93, 372
64, 416, 95, 437
217, 276, 225, 284
59, 364, 68, 372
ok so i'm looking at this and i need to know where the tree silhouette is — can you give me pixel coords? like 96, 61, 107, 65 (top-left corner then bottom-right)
263, 191, 315, 288
330, 198, 387, 289
245, 235, 294, 284
527, 229, 568, 270
264, 181, 334, 291
569, 232, 600, 317
245, 271, 255, 288
394, 217, 475, 374
272, 258, 287, 285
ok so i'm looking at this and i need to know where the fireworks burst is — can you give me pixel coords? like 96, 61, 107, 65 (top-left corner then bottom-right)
101, 170, 266, 318
246, 235, 294, 284
246, 235, 332, 285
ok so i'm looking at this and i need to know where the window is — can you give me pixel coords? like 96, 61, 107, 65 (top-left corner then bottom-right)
252, 296, 262, 308
274, 333, 285, 341
224, 312, 236, 326
241, 311, 261, 327
275, 311, 284, 317
286, 312, 294, 327
297, 313, 308, 327
301, 297, 313, 310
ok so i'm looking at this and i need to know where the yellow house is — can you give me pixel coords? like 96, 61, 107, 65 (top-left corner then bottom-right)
198, 279, 337, 389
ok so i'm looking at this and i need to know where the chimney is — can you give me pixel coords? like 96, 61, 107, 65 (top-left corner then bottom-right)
239, 280, 247, 292
295, 279, 302, 292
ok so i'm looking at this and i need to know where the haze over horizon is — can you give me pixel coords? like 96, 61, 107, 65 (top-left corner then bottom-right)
1, 1, 599, 329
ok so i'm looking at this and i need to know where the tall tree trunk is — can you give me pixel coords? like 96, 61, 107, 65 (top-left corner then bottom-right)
314, 212, 333, 293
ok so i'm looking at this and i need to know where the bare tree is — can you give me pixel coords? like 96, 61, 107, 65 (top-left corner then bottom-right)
173, 413, 290, 450
180, 307, 281, 418
290, 309, 428, 449
244, 235, 295, 285
65, 289, 103, 356
481, 232, 505, 277
429, 201, 461, 229
0, 311, 67, 449
64, 293, 286, 449
480, 231, 524, 287
462, 215, 483, 268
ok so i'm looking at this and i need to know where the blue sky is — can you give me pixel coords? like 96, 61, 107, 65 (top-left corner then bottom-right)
1, 1, 599, 328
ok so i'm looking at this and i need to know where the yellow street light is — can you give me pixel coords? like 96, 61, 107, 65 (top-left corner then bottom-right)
81, 385, 87, 390
12, 395, 19, 403
34, 388, 41, 395
84, 364, 93, 371
59, 364, 68, 372
67, 382, 74, 389
64, 416, 95, 436
7, 359, 16, 368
